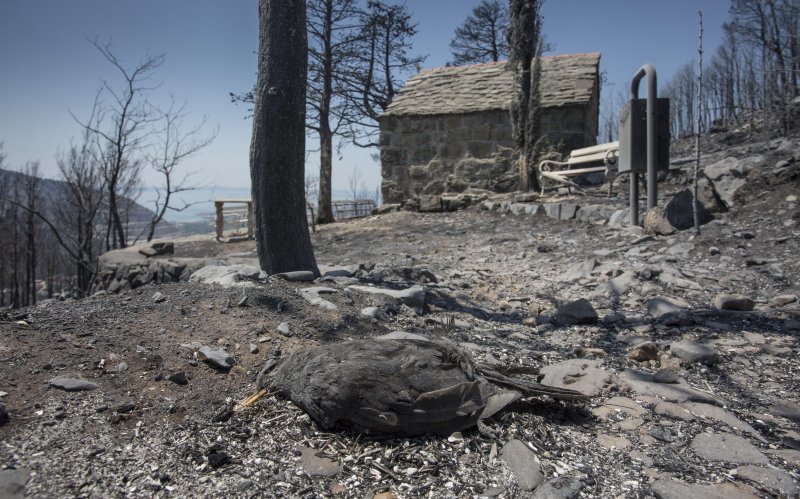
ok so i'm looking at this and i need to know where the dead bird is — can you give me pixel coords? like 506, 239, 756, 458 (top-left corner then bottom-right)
240, 332, 588, 437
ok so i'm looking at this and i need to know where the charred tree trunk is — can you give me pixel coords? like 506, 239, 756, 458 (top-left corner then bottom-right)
250, 0, 320, 276
315, 2, 336, 225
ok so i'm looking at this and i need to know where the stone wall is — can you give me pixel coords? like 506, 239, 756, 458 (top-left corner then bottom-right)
380, 103, 598, 204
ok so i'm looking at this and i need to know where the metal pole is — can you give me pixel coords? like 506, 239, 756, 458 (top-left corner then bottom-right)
629, 64, 659, 222
630, 172, 639, 226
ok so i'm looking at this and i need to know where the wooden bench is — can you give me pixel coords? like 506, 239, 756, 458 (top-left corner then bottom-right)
538, 141, 620, 196
214, 199, 254, 241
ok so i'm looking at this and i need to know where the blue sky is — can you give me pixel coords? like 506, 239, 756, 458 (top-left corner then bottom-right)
1, 0, 729, 199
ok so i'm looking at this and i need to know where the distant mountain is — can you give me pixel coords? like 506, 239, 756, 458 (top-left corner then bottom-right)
0, 168, 177, 238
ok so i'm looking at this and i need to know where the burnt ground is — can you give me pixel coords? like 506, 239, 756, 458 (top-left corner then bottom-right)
1, 133, 800, 498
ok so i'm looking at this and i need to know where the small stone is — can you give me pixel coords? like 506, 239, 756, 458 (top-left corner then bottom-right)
112, 362, 128, 373
361, 307, 390, 322
654, 401, 694, 421
166, 372, 188, 385
627, 341, 659, 361
207, 450, 231, 469
531, 476, 582, 499
772, 294, 798, 306
298, 287, 339, 310
116, 402, 135, 414
540, 359, 611, 397
646, 296, 690, 318
651, 479, 760, 499
0, 468, 30, 498
596, 433, 631, 450
690, 432, 768, 464
197, 346, 235, 371
653, 369, 680, 384
708, 246, 720, 255
249, 343, 259, 354
554, 298, 598, 325
274, 270, 316, 282
670, 340, 719, 365
297, 446, 342, 477
522, 317, 537, 327
152, 292, 167, 303
277, 322, 292, 337
48, 375, 99, 392
714, 293, 754, 311
447, 432, 464, 443
735, 465, 799, 498
500, 439, 544, 491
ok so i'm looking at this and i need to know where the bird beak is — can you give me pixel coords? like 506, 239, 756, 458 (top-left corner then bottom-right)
236, 388, 268, 411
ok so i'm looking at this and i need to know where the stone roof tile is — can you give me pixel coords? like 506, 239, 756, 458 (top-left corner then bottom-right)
383, 52, 601, 117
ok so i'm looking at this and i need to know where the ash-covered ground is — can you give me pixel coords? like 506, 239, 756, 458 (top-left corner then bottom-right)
1, 133, 799, 498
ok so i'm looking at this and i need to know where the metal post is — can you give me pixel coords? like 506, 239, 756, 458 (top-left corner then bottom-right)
215, 201, 224, 241
630, 172, 639, 226
630, 64, 659, 213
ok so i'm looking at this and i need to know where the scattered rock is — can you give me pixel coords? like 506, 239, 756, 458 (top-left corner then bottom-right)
663, 189, 714, 230
0, 468, 30, 499
274, 270, 316, 282
704, 156, 758, 209
297, 446, 342, 477
651, 478, 760, 499
152, 291, 166, 303
627, 341, 659, 361
540, 359, 611, 397
207, 449, 231, 469
500, 439, 543, 491
298, 287, 339, 310
735, 465, 799, 497
618, 369, 722, 404
166, 372, 188, 385
654, 401, 695, 421
771, 294, 798, 306
647, 296, 690, 318
348, 284, 426, 308
138, 242, 174, 257
714, 293, 755, 311
418, 195, 444, 212
643, 208, 676, 235
596, 433, 631, 450
554, 298, 598, 325
681, 402, 765, 442
652, 369, 680, 384
361, 306, 391, 322
670, 340, 719, 365
189, 264, 265, 288
277, 322, 292, 337
48, 375, 99, 392
530, 476, 583, 499
769, 402, 800, 422
197, 346, 235, 371
690, 432, 768, 465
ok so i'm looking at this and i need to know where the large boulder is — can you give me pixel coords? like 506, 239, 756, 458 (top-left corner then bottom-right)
663, 189, 714, 230
704, 156, 761, 208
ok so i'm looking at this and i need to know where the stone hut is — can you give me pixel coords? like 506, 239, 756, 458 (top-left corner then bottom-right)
379, 52, 601, 203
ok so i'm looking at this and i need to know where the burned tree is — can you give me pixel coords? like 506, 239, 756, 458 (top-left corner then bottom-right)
342, 0, 425, 148
449, 0, 509, 65
250, 0, 320, 275
508, 0, 544, 192
143, 98, 216, 242
307, 0, 361, 224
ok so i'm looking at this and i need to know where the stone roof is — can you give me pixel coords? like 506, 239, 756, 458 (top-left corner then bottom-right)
382, 52, 601, 117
